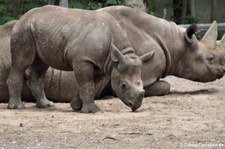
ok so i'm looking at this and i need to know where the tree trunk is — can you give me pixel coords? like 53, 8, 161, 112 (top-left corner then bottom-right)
48, 0, 56, 5
124, 0, 146, 12
190, 0, 196, 18
48, 0, 68, 8
13, 0, 22, 15
181, 0, 187, 22
59, 0, 68, 8
173, 0, 182, 23
211, 0, 217, 22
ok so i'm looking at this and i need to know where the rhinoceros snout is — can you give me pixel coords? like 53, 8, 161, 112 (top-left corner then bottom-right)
129, 101, 140, 112
129, 91, 144, 112
131, 102, 142, 112
217, 68, 225, 78
139, 90, 145, 97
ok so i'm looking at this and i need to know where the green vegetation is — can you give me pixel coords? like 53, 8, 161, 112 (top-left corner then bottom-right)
0, 0, 46, 24
69, 0, 124, 10
0, 0, 200, 25
0, 0, 126, 25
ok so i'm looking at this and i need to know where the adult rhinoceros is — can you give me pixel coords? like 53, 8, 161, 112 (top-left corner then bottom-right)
7, 5, 154, 112
100, 6, 225, 96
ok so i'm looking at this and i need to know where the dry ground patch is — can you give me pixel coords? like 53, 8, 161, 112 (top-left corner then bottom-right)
0, 76, 225, 149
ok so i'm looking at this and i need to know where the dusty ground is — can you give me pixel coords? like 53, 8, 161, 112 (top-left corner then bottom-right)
0, 76, 225, 149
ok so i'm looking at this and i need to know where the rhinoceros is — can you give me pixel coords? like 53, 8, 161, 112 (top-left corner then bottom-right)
0, 20, 34, 101
100, 6, 225, 96
0, 20, 110, 103
1, 6, 225, 104
7, 5, 154, 112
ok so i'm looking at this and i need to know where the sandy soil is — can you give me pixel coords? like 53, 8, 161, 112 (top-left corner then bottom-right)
0, 76, 225, 149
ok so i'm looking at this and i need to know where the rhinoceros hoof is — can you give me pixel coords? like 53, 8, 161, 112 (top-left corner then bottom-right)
8, 100, 25, 109
81, 103, 100, 113
70, 98, 82, 111
36, 99, 54, 108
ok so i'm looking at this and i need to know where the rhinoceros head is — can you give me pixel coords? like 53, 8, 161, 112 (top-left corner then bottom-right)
175, 21, 225, 82
110, 44, 154, 111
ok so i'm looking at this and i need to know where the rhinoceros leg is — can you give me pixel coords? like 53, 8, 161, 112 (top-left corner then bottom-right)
26, 58, 54, 108
7, 67, 26, 109
144, 80, 170, 96
70, 97, 82, 111
73, 61, 100, 113
7, 31, 37, 109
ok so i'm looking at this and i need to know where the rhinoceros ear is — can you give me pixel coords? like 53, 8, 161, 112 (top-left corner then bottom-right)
184, 24, 197, 43
220, 34, 225, 49
111, 44, 124, 62
139, 50, 155, 63
201, 21, 218, 49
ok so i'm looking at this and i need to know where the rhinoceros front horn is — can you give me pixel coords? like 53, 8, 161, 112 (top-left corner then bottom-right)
201, 21, 218, 49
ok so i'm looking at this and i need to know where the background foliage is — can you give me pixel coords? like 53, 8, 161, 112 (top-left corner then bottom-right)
0, 0, 46, 24
0, 0, 200, 25
0, 0, 126, 24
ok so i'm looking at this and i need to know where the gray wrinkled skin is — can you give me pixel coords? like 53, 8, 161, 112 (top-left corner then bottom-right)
100, 6, 225, 96
7, 5, 154, 112
1, 6, 225, 103
0, 20, 34, 101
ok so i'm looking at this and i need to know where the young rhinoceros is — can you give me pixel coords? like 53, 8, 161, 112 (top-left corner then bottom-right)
7, 5, 154, 113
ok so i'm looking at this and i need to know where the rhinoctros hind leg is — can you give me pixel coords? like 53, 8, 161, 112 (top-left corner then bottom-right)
7, 33, 36, 109
7, 66, 30, 109
26, 56, 54, 108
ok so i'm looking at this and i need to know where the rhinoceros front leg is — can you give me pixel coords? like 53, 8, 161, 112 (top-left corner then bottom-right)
26, 59, 54, 108
144, 80, 170, 96
72, 61, 100, 113
70, 96, 82, 111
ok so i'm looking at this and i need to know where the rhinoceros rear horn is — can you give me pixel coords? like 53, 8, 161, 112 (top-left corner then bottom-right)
111, 44, 124, 62
201, 21, 218, 49
220, 34, 225, 49
184, 24, 197, 43
139, 50, 155, 63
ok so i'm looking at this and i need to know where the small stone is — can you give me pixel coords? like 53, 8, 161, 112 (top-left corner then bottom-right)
19, 123, 23, 127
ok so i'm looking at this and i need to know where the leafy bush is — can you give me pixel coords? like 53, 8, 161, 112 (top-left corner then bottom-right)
0, 0, 46, 24
0, 0, 125, 25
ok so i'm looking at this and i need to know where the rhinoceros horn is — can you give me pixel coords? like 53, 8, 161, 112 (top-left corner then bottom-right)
201, 21, 218, 49
220, 34, 225, 49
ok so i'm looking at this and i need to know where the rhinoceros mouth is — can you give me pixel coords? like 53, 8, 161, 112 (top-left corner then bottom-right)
216, 69, 225, 79
208, 65, 225, 79
121, 97, 142, 112
131, 104, 142, 112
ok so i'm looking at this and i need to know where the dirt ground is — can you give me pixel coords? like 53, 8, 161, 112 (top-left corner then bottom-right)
0, 76, 225, 149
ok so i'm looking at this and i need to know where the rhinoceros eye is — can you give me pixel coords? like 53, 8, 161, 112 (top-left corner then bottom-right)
207, 54, 215, 62
135, 80, 142, 86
